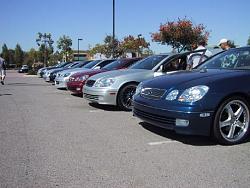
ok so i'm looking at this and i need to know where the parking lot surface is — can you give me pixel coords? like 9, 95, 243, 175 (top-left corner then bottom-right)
0, 70, 250, 188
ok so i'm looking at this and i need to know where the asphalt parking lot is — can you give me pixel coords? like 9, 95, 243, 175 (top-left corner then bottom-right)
0, 70, 250, 188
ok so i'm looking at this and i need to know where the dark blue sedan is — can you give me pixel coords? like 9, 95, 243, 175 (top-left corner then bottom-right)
133, 46, 250, 145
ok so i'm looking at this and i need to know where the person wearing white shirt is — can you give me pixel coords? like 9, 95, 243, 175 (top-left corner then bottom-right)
0, 57, 6, 85
187, 40, 212, 70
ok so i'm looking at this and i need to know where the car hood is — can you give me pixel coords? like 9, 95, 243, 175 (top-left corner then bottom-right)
89, 69, 153, 81
142, 69, 250, 90
57, 68, 88, 75
72, 69, 105, 78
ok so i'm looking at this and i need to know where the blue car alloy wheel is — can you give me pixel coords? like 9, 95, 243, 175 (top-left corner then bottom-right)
213, 96, 250, 145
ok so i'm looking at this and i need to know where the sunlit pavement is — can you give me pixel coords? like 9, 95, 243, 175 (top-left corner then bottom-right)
0, 70, 250, 188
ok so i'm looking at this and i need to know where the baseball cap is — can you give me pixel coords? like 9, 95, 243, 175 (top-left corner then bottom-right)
218, 38, 228, 46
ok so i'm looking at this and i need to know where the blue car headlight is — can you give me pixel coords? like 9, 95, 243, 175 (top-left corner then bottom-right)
178, 85, 209, 103
165, 90, 179, 101
94, 78, 115, 87
135, 83, 143, 96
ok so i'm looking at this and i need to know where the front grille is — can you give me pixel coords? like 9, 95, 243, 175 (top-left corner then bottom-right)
84, 93, 99, 101
141, 88, 166, 100
86, 80, 96, 87
134, 107, 175, 126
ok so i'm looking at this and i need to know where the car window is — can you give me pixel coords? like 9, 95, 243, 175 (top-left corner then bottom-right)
162, 55, 187, 72
83, 60, 101, 69
129, 55, 167, 70
198, 48, 250, 70
96, 60, 115, 68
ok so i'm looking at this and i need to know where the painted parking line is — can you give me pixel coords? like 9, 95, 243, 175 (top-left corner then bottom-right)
148, 140, 178, 146
89, 110, 103, 113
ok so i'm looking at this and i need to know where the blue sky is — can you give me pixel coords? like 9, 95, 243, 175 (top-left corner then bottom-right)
1, 0, 250, 53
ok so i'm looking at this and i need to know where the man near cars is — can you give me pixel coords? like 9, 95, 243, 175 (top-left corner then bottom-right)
0, 57, 6, 85
186, 39, 212, 70
218, 38, 231, 50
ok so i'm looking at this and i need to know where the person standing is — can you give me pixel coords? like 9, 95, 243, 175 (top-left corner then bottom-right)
0, 57, 6, 85
186, 39, 212, 70
218, 38, 231, 50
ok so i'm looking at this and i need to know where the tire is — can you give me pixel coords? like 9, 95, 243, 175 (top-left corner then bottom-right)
117, 83, 137, 111
213, 96, 250, 145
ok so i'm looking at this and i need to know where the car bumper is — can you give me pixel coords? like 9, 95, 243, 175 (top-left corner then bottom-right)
55, 78, 68, 88
132, 100, 214, 136
83, 86, 118, 105
67, 81, 84, 94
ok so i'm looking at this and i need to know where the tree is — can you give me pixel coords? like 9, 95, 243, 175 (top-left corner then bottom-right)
23, 48, 40, 68
14, 44, 24, 67
248, 36, 250, 46
89, 44, 106, 57
57, 35, 72, 62
103, 35, 123, 58
36, 32, 54, 67
121, 35, 150, 57
1, 44, 9, 65
152, 18, 210, 52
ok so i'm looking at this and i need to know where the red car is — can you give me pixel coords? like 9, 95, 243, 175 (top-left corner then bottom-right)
67, 58, 141, 95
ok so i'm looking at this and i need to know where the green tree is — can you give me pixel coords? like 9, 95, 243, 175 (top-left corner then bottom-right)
89, 44, 106, 57
248, 36, 250, 45
1, 44, 9, 65
121, 35, 150, 57
36, 32, 54, 66
103, 35, 122, 58
57, 35, 72, 62
152, 18, 210, 52
23, 48, 39, 68
14, 44, 24, 67
8, 49, 15, 65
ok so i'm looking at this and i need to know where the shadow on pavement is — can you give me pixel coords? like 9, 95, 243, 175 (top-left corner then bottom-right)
70, 93, 83, 98
6, 83, 49, 87
0, 93, 12, 96
89, 103, 120, 111
139, 122, 217, 146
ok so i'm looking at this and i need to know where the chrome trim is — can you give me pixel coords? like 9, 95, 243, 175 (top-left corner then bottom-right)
133, 101, 214, 114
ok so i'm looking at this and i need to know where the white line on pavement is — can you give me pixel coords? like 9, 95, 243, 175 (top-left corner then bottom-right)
89, 110, 103, 113
148, 140, 178, 146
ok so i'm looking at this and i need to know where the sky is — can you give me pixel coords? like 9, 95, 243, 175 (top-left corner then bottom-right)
1, 0, 250, 53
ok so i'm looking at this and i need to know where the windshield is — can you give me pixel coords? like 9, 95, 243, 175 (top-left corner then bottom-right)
83, 60, 101, 69
58, 62, 70, 68
198, 48, 250, 70
129, 55, 167, 70
102, 60, 124, 70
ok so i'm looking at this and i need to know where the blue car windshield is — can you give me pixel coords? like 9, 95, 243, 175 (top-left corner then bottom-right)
83, 60, 101, 69
129, 55, 167, 70
197, 48, 250, 70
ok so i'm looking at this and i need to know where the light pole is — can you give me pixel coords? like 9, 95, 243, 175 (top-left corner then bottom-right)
137, 34, 142, 57
77, 38, 83, 61
112, 0, 115, 58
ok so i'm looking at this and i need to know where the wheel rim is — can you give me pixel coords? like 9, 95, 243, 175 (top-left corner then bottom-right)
121, 86, 136, 110
219, 100, 250, 142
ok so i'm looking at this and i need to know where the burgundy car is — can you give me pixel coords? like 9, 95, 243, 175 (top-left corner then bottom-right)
67, 58, 141, 95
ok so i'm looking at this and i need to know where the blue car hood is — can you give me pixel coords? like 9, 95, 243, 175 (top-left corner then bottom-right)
143, 69, 250, 89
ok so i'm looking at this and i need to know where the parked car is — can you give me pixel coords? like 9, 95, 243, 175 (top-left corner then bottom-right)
48, 61, 93, 82
18, 65, 29, 73
54, 59, 115, 89
67, 58, 141, 95
133, 46, 250, 145
43, 62, 77, 82
39, 62, 72, 78
83, 51, 206, 111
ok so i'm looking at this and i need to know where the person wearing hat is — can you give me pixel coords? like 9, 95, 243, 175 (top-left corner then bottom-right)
218, 38, 231, 50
